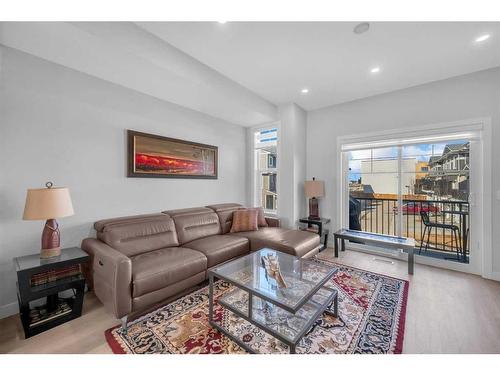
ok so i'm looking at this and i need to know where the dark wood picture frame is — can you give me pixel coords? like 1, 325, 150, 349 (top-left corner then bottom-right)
127, 130, 218, 179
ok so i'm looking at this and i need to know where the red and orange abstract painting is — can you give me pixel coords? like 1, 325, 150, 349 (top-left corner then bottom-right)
127, 130, 217, 179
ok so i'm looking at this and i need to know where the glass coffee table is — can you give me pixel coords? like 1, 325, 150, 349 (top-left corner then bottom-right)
208, 248, 338, 354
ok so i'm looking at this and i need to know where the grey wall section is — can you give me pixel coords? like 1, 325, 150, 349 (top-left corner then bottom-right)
306, 67, 500, 275
0, 47, 248, 317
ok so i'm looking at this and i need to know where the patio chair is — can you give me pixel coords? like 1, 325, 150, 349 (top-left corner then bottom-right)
419, 211, 461, 260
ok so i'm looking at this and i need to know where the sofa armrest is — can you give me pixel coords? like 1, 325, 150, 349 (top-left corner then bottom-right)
265, 217, 281, 227
81, 238, 132, 319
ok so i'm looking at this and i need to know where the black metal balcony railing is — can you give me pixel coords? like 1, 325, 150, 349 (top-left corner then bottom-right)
350, 197, 469, 261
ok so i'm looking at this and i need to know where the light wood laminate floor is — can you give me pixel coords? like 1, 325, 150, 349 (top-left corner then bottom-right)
1, 249, 500, 354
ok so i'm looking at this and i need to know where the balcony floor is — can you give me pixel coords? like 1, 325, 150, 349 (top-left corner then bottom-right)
411, 247, 469, 263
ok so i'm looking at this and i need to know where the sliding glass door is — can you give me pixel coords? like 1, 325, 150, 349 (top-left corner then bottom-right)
348, 147, 400, 236
344, 137, 472, 264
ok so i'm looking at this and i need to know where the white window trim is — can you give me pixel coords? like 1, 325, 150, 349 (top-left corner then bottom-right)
336, 117, 493, 280
248, 122, 281, 218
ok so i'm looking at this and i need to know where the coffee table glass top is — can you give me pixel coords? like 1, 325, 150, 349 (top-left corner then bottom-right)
209, 248, 335, 313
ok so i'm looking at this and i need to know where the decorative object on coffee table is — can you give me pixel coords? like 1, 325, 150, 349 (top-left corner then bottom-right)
23, 182, 74, 258
261, 253, 287, 288
14, 247, 89, 338
127, 130, 218, 179
304, 178, 324, 220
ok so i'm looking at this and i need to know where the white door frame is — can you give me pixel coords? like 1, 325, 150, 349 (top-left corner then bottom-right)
336, 117, 493, 279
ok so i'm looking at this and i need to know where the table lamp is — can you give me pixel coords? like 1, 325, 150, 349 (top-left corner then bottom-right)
23, 182, 74, 258
304, 177, 324, 220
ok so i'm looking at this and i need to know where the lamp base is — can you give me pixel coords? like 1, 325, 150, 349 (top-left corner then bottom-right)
40, 247, 61, 259
308, 198, 320, 220
40, 219, 61, 259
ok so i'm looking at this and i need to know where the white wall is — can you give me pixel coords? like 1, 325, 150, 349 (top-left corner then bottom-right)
278, 103, 307, 228
307, 67, 500, 275
0, 47, 248, 317
0, 22, 278, 126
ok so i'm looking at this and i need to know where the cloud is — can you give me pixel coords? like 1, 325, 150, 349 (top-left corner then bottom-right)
348, 142, 453, 171
349, 147, 398, 161
349, 147, 398, 172
402, 143, 446, 161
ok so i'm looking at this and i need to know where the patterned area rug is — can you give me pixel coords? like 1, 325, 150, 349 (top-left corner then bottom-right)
105, 259, 409, 354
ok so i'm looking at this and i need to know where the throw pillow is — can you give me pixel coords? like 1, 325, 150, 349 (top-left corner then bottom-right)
230, 209, 259, 233
250, 207, 268, 227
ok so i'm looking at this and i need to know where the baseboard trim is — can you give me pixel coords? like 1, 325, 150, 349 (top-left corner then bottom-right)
488, 272, 500, 282
0, 302, 18, 320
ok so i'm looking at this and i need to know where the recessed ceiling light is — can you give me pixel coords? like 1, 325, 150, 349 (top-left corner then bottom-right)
218, 21, 227, 24
370, 67, 381, 74
353, 22, 370, 34
301, 88, 309, 94
475, 34, 490, 43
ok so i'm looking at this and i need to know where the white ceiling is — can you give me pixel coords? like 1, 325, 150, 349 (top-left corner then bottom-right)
138, 22, 500, 110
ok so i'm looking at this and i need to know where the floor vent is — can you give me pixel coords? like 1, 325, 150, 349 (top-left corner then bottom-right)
372, 257, 394, 265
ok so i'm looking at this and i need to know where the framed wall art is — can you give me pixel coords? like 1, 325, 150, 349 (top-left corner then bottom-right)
127, 130, 218, 179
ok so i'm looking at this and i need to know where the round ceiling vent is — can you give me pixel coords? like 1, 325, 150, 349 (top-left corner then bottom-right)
353, 22, 370, 34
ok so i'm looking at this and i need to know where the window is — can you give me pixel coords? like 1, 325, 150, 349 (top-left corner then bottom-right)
268, 173, 277, 193
265, 195, 275, 210
343, 135, 472, 263
254, 127, 278, 214
268, 154, 277, 169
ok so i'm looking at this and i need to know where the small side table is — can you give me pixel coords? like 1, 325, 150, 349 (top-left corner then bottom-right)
299, 217, 331, 251
14, 247, 89, 338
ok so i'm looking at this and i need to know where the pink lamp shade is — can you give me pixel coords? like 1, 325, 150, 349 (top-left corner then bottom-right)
23, 182, 74, 258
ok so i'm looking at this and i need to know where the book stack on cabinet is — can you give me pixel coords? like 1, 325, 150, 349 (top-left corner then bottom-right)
30, 264, 82, 286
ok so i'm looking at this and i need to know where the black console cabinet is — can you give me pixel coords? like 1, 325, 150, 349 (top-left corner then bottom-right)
14, 247, 89, 338
299, 217, 331, 251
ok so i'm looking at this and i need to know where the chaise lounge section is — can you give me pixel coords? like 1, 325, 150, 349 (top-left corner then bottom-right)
207, 203, 320, 258
81, 203, 320, 323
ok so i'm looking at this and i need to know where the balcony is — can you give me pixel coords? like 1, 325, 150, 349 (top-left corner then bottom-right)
350, 197, 469, 263
427, 169, 469, 177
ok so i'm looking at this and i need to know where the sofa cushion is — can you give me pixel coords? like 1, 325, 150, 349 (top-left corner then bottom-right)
184, 235, 249, 267
164, 207, 214, 217
230, 209, 259, 233
94, 213, 166, 232
95, 214, 179, 257
131, 247, 207, 297
206, 203, 243, 212
164, 207, 221, 244
252, 207, 268, 227
231, 227, 320, 258
206, 203, 244, 234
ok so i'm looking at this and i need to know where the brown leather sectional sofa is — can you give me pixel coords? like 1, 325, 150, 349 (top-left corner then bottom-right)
81, 203, 320, 324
